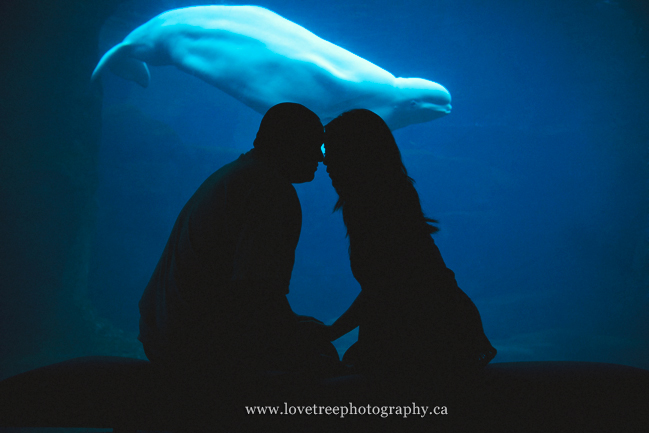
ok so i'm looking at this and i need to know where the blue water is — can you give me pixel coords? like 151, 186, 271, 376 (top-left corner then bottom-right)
89, 0, 649, 368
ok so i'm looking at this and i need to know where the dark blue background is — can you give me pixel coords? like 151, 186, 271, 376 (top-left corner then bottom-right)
89, 0, 649, 367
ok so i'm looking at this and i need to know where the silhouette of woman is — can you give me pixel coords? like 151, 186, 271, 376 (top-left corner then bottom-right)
323, 109, 496, 387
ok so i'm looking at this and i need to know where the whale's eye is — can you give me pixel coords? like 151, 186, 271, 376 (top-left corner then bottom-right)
410, 100, 418, 107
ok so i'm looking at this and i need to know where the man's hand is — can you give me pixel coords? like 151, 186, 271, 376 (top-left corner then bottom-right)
296, 315, 324, 324
296, 318, 335, 341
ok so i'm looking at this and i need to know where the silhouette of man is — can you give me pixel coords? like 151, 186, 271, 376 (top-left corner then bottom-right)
138, 103, 330, 384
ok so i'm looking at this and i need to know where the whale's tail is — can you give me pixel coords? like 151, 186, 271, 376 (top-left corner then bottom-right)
91, 43, 151, 88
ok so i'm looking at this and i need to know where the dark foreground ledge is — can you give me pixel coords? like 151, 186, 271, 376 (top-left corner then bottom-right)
0, 357, 647, 432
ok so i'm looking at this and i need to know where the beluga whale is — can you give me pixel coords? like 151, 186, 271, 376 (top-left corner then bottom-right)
92, 5, 451, 130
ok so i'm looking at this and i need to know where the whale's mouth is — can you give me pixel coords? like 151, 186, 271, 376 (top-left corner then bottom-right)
399, 102, 451, 126
420, 101, 452, 114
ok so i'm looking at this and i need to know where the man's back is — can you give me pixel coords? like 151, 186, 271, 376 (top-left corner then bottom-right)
138, 149, 301, 370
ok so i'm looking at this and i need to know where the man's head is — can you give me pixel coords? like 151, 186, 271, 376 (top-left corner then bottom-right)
254, 103, 324, 183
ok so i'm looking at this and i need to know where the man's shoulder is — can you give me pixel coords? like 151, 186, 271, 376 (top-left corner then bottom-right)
230, 151, 295, 191
199, 151, 296, 201
198, 152, 259, 189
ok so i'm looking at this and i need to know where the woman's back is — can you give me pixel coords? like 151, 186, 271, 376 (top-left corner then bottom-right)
346, 192, 496, 377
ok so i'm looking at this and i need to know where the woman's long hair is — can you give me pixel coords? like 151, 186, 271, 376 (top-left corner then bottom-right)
324, 109, 438, 236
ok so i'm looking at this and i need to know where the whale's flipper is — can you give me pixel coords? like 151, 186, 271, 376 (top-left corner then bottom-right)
91, 43, 151, 88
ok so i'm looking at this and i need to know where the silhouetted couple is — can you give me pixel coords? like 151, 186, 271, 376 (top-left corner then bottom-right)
138, 103, 496, 403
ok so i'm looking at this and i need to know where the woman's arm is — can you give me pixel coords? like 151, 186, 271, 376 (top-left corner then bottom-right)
329, 290, 366, 340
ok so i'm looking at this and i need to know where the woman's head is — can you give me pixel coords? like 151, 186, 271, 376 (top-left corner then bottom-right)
324, 109, 408, 198
324, 108, 438, 234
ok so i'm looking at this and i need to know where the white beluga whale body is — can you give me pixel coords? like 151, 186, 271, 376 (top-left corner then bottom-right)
92, 5, 451, 130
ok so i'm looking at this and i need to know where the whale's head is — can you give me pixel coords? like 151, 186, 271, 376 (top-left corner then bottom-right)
384, 77, 452, 130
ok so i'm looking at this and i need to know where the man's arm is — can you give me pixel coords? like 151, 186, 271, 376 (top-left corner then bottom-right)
225, 279, 295, 321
